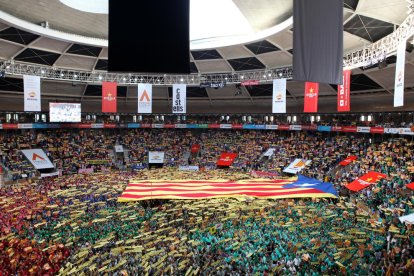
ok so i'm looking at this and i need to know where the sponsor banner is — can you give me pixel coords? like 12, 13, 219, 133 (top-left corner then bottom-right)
304, 82, 319, 113
141, 124, 151, 128
241, 80, 260, 86
48, 124, 61, 129
128, 123, 141, 129
217, 153, 238, 166
2, 124, 19, 129
115, 145, 124, 153
384, 128, 399, 134
175, 124, 187, 129
290, 125, 302, 131
138, 83, 152, 113
220, 124, 232, 129
339, 156, 357, 166
172, 84, 186, 113
104, 123, 117, 128
370, 127, 384, 134
357, 126, 371, 133
317, 126, 332, 132
24, 75, 41, 112
399, 128, 414, 136
232, 124, 243, 129
263, 148, 276, 157
338, 70, 351, 112
200, 82, 226, 89
91, 123, 104, 129
164, 124, 175, 128
21, 149, 54, 169
187, 124, 199, 129
394, 42, 406, 107
342, 126, 357, 133
191, 144, 201, 153
331, 126, 342, 132
255, 125, 266, 130
148, 151, 164, 164
102, 82, 117, 113
78, 124, 92, 129
40, 171, 59, 178
179, 165, 199, 171
208, 124, 221, 129
78, 168, 94, 174
18, 124, 33, 129
283, 159, 310, 174
152, 124, 164, 128
346, 171, 387, 192
266, 125, 278, 130
118, 123, 128, 128
278, 125, 290, 131
272, 79, 286, 113
198, 124, 209, 129
243, 124, 256, 130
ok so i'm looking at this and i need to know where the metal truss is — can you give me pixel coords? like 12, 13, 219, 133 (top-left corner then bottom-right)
0, 12, 413, 85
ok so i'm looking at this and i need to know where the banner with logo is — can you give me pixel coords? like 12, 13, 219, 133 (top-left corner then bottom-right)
346, 171, 387, 192
217, 153, 237, 166
138, 83, 152, 113
115, 145, 124, 153
21, 149, 54, 169
272, 79, 286, 113
339, 155, 357, 166
24, 75, 41, 111
191, 144, 201, 153
172, 84, 186, 113
304, 82, 319, 112
40, 171, 59, 178
394, 41, 406, 107
179, 165, 199, 171
283, 159, 311, 174
102, 82, 117, 113
148, 151, 164, 164
338, 69, 351, 112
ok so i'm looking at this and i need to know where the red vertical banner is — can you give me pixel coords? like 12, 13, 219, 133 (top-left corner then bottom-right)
338, 70, 351, 112
304, 82, 319, 112
102, 82, 117, 113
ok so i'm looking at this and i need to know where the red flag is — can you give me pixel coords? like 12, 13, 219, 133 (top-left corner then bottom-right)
338, 70, 351, 112
304, 82, 319, 112
339, 155, 357, 166
406, 182, 414, 190
217, 153, 237, 166
102, 82, 117, 113
346, 171, 387, 192
191, 144, 200, 153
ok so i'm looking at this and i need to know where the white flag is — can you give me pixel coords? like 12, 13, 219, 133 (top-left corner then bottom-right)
394, 42, 406, 107
24, 75, 41, 111
172, 84, 186, 113
138, 83, 152, 113
272, 79, 286, 113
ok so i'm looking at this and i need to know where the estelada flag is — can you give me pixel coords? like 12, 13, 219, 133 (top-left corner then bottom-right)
191, 144, 201, 153
217, 153, 237, 166
304, 82, 319, 112
346, 171, 387, 192
102, 82, 117, 113
406, 182, 414, 190
339, 155, 357, 166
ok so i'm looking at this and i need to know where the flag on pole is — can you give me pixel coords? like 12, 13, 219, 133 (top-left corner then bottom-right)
338, 70, 351, 112
102, 82, 117, 113
304, 82, 319, 112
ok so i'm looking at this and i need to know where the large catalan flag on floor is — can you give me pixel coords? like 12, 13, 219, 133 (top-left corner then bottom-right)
118, 175, 338, 202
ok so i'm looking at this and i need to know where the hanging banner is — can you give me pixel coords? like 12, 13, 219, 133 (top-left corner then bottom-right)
272, 79, 286, 113
346, 171, 386, 192
304, 82, 319, 113
217, 153, 237, 166
148, 151, 164, 164
21, 149, 54, 169
338, 70, 351, 112
138, 83, 152, 113
172, 84, 186, 113
102, 82, 117, 113
24, 75, 41, 111
394, 41, 406, 107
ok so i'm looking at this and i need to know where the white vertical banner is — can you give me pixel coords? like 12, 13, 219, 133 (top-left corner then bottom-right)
394, 41, 406, 107
272, 79, 286, 113
24, 75, 41, 111
172, 84, 186, 113
138, 83, 152, 113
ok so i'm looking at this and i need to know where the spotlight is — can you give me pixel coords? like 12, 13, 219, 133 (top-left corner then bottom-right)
73, 74, 78, 79
98, 75, 103, 80
60, 73, 64, 77
0, 71, 5, 78
180, 78, 184, 82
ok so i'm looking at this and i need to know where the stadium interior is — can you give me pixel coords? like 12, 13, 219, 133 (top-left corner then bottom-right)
1, 0, 414, 275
